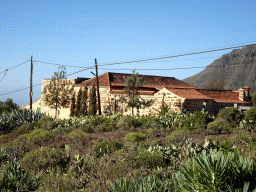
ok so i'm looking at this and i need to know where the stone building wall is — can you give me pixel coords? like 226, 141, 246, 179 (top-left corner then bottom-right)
23, 79, 252, 119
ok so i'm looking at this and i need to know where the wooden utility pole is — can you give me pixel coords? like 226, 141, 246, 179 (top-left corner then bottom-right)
95, 58, 101, 115
30, 55, 33, 111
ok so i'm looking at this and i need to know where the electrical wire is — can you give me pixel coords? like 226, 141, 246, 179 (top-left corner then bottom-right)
33, 60, 91, 69
0, 69, 8, 83
98, 60, 256, 71
0, 60, 30, 75
1, 42, 256, 97
33, 43, 255, 69
1, 59, 255, 97
0, 65, 95, 97
96, 44, 255, 67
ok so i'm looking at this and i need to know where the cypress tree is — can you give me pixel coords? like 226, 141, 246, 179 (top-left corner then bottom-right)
89, 85, 97, 116
75, 88, 82, 117
253, 81, 256, 107
80, 85, 88, 116
70, 93, 76, 117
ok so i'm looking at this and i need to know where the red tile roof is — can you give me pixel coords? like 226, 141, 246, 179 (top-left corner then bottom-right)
74, 72, 251, 104
75, 72, 195, 89
195, 89, 250, 103
165, 88, 251, 104
165, 88, 212, 100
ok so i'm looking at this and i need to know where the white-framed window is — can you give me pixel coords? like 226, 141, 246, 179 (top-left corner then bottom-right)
234, 103, 238, 108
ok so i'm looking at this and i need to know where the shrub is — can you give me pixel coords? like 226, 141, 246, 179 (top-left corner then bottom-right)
21, 146, 70, 173
124, 132, 147, 142
37, 115, 53, 125
95, 140, 123, 158
165, 128, 190, 144
220, 139, 234, 150
217, 107, 242, 126
207, 121, 222, 134
0, 159, 41, 191
81, 124, 95, 133
116, 116, 133, 130
65, 129, 87, 139
245, 107, 256, 127
22, 129, 54, 144
183, 111, 213, 130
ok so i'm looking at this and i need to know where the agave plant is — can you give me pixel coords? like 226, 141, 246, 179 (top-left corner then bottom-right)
0, 159, 41, 191
172, 150, 256, 192
108, 175, 172, 192
0, 108, 45, 130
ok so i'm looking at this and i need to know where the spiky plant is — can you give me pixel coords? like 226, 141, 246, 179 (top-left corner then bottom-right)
172, 150, 256, 192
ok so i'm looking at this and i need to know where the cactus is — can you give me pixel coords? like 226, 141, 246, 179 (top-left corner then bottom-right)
0, 108, 45, 130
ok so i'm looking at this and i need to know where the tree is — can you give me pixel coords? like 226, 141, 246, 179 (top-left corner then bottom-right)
204, 79, 226, 90
89, 85, 97, 116
80, 85, 88, 116
70, 93, 76, 117
43, 66, 74, 119
252, 81, 256, 107
75, 88, 82, 117
0, 98, 19, 115
119, 70, 154, 115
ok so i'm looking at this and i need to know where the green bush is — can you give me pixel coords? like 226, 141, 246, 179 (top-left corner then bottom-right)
0, 159, 41, 191
116, 115, 149, 130
220, 139, 234, 150
217, 107, 242, 126
124, 132, 147, 142
245, 107, 256, 127
23, 129, 53, 143
37, 115, 53, 125
65, 129, 87, 139
21, 146, 69, 173
165, 128, 190, 144
116, 116, 134, 130
207, 121, 222, 133
183, 111, 213, 130
95, 140, 123, 158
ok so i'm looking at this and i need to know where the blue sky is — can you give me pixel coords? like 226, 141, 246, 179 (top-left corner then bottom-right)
0, 0, 255, 106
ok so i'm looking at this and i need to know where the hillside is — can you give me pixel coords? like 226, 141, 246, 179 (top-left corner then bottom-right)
183, 44, 256, 94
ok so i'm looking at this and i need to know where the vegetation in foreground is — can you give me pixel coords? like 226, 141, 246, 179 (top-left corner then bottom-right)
0, 106, 256, 191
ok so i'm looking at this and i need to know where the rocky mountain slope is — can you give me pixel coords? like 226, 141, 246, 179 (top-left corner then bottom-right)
183, 44, 256, 94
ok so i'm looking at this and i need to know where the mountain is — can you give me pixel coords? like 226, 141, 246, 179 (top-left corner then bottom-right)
183, 44, 256, 94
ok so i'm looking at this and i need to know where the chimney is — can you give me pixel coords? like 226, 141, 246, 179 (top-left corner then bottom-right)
238, 86, 250, 101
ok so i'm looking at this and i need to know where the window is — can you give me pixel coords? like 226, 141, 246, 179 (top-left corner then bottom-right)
234, 103, 237, 108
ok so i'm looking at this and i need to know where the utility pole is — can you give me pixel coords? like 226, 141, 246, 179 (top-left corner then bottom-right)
95, 58, 101, 115
30, 55, 33, 111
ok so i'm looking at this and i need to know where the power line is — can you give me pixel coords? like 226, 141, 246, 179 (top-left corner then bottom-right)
96, 43, 255, 67
98, 60, 256, 71
34, 55, 222, 68
32, 43, 256, 69
1, 59, 255, 97
0, 69, 8, 83
33, 60, 91, 69
0, 60, 30, 75
0, 65, 95, 97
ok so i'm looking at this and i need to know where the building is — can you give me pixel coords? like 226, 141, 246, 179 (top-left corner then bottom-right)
20, 72, 252, 118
